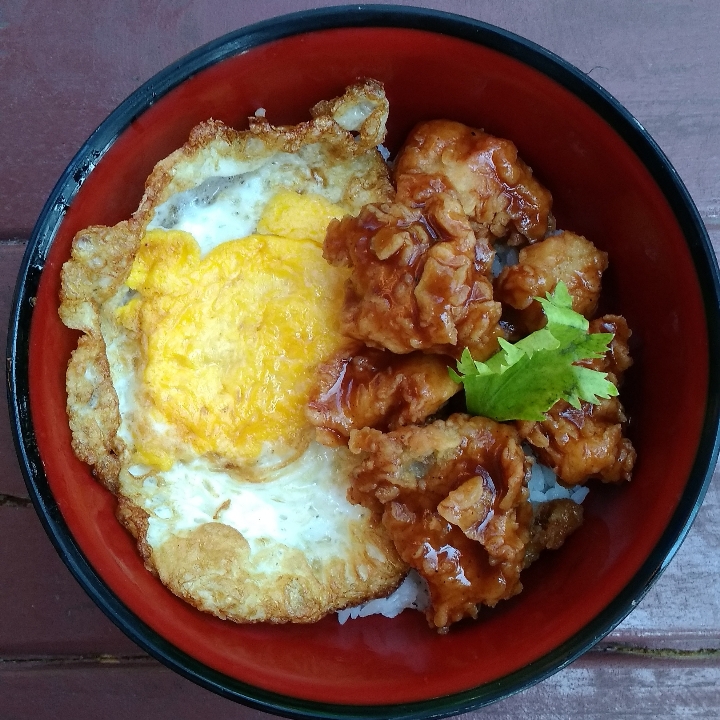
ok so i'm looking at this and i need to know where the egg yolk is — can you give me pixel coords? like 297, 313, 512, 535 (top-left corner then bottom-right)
256, 191, 347, 244
120, 193, 349, 469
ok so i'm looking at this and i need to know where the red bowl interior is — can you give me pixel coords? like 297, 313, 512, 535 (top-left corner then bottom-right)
27, 26, 708, 706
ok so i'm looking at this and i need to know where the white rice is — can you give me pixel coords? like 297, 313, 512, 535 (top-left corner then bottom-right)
491, 241, 520, 277
337, 569, 430, 624
490, 229, 571, 278
377, 144, 391, 161
527, 456, 589, 505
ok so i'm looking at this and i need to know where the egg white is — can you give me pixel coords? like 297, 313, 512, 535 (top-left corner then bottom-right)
147, 154, 326, 254
125, 443, 374, 565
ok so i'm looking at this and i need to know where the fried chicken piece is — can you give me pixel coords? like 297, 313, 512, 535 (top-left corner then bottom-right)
495, 231, 609, 334
348, 414, 534, 631
307, 345, 460, 445
523, 498, 584, 569
578, 315, 633, 385
518, 314, 636, 485
394, 120, 553, 241
324, 192, 502, 358
518, 397, 636, 485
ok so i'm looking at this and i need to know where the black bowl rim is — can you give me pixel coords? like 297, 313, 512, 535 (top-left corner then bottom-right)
6, 5, 720, 719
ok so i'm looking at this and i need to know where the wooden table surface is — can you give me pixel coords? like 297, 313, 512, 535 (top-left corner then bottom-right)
2, 1, 719, 718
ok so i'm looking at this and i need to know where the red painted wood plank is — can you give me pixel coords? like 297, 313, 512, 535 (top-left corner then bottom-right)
1, 653, 719, 720
1, 0, 719, 234
1, 243, 29, 498
0, 505, 140, 657
0, 658, 274, 720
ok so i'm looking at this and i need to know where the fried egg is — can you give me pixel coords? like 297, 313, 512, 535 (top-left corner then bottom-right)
60, 80, 406, 623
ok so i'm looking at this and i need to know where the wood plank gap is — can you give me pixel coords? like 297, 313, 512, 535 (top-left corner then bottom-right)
0, 238, 28, 245
598, 644, 720, 660
0, 493, 32, 508
0, 653, 152, 669
4, 644, 719, 672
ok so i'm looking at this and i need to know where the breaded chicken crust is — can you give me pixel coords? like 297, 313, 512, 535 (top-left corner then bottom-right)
307, 344, 460, 445
60, 81, 407, 624
348, 414, 535, 631
324, 193, 502, 359
394, 120, 553, 241
495, 231, 609, 334
523, 499, 584, 569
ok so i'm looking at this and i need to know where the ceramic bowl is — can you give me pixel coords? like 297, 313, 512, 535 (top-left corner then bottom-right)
7, 6, 720, 718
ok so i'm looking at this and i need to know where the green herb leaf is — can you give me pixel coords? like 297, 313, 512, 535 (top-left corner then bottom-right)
452, 282, 618, 421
